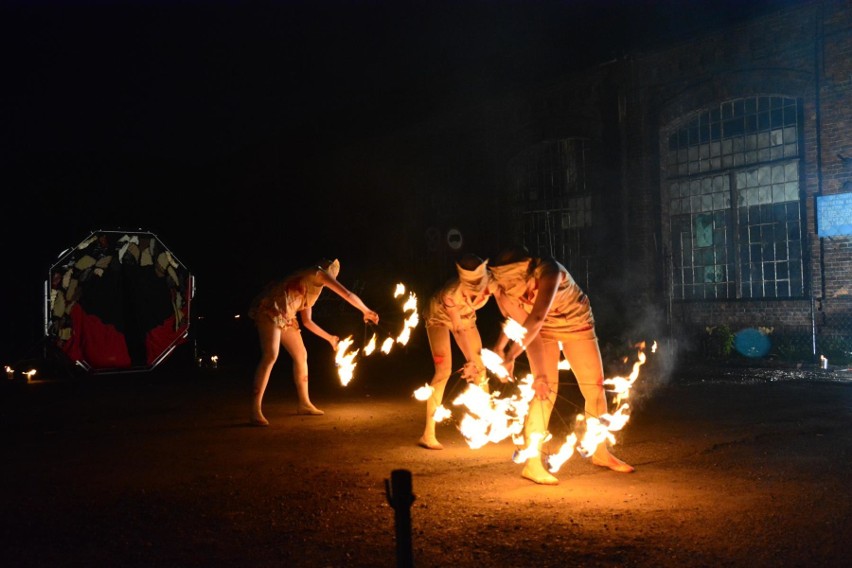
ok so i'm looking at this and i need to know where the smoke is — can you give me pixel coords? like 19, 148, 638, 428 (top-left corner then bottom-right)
603, 302, 684, 408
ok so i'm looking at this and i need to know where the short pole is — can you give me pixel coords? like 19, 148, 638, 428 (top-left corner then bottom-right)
385, 469, 415, 568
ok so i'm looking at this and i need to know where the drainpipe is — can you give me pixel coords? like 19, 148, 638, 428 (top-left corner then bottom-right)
812, 1, 825, 362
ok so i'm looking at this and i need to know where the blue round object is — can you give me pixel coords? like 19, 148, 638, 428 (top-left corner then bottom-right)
734, 328, 771, 358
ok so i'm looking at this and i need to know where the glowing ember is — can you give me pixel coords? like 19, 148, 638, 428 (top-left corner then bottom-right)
334, 336, 359, 386
502, 318, 526, 344
380, 337, 394, 354
394, 283, 406, 297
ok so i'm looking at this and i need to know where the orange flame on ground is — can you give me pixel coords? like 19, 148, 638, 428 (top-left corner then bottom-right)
454, 374, 536, 449
432, 340, 655, 475
545, 341, 654, 472
335, 336, 359, 386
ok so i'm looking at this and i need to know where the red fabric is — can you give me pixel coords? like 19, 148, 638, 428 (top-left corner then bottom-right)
145, 312, 189, 365
63, 303, 132, 369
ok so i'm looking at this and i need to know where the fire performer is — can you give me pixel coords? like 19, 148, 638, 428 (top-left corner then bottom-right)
419, 254, 493, 450
248, 259, 380, 425
489, 246, 633, 484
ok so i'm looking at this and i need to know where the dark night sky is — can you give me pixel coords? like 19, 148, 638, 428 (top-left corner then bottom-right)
0, 0, 799, 364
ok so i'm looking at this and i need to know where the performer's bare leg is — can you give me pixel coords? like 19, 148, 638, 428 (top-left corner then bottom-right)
420, 326, 451, 449
520, 338, 559, 485
563, 338, 634, 473
281, 327, 323, 415
251, 317, 280, 426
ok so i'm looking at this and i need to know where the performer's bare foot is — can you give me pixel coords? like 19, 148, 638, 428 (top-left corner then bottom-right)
297, 403, 324, 416
250, 413, 269, 427
591, 449, 635, 473
418, 436, 444, 450
521, 458, 559, 485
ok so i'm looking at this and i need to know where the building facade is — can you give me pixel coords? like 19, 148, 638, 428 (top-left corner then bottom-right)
490, 0, 851, 360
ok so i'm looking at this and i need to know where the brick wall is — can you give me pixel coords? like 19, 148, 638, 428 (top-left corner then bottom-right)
622, 0, 852, 338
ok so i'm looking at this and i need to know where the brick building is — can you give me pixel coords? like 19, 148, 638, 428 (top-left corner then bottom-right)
306, 1, 850, 361
468, 0, 852, 360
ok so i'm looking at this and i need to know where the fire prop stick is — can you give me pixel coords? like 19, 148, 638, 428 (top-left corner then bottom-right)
543, 340, 656, 473
335, 283, 419, 385
418, 319, 656, 474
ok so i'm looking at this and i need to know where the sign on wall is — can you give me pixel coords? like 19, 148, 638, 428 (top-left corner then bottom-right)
817, 193, 852, 237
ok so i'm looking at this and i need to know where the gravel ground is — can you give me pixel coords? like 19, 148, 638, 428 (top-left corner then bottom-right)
2, 351, 851, 567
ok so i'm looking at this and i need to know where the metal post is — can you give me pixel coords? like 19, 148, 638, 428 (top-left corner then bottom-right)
385, 469, 415, 568
811, 294, 818, 362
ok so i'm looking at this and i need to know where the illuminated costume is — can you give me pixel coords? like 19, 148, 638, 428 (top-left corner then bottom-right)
419, 256, 492, 450
248, 259, 379, 425
248, 262, 337, 330
490, 252, 633, 484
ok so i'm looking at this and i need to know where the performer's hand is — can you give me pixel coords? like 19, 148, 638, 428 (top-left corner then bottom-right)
329, 335, 340, 351
460, 360, 485, 383
495, 349, 514, 382
532, 376, 550, 400
363, 309, 379, 325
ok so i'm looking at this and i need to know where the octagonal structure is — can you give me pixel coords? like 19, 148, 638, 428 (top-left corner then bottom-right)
45, 229, 194, 373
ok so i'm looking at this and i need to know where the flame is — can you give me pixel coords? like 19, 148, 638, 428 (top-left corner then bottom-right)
453, 374, 536, 449
394, 292, 419, 345
334, 336, 360, 386
334, 283, 420, 385
433, 405, 452, 422
401, 293, 417, 313
456, 340, 656, 475
545, 432, 577, 472
545, 341, 653, 472
363, 333, 377, 356
413, 384, 433, 401
557, 341, 571, 370
603, 341, 647, 407
575, 415, 616, 458
480, 348, 511, 381
502, 318, 526, 344
512, 431, 549, 463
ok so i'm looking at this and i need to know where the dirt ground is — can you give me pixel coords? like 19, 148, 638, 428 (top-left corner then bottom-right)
2, 350, 851, 568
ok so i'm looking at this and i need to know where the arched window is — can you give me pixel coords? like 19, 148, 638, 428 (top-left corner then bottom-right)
664, 96, 804, 300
